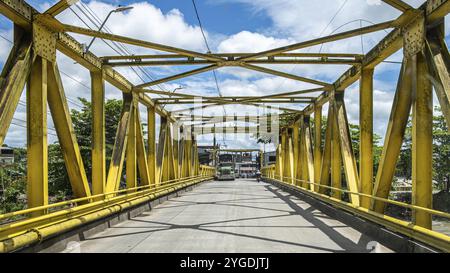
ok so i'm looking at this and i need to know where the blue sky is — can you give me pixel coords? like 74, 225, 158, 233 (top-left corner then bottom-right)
0, 0, 449, 149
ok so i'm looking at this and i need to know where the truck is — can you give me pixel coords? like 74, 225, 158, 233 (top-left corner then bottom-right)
216, 164, 235, 181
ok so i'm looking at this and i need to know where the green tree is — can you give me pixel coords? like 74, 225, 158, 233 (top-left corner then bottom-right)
432, 107, 449, 191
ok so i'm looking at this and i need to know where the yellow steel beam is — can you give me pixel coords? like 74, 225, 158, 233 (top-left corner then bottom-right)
126, 100, 137, 190
318, 105, 333, 194
359, 68, 374, 209
371, 59, 412, 213
281, 129, 288, 183
411, 52, 433, 229
45, 0, 79, 17
292, 121, 300, 184
37, 15, 224, 62
302, 117, 315, 191
313, 105, 322, 193
101, 52, 363, 61
48, 62, 91, 198
147, 105, 156, 185
105, 58, 360, 67
0, 38, 32, 146
136, 64, 218, 89
105, 94, 133, 193
425, 25, 450, 128
27, 56, 48, 214
173, 125, 180, 179
157, 117, 168, 184
135, 103, 151, 186
382, 0, 413, 11
239, 63, 331, 87
333, 93, 360, 206
331, 103, 342, 200
156, 99, 313, 105
91, 70, 106, 195
238, 20, 396, 62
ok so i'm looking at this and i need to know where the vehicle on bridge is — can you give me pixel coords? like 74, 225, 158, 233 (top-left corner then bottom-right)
216, 164, 235, 181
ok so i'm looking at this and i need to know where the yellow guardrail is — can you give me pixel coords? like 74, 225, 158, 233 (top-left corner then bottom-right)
261, 164, 450, 252
0, 174, 214, 253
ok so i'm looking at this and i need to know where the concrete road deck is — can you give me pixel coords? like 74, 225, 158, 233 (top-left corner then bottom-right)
62, 179, 393, 253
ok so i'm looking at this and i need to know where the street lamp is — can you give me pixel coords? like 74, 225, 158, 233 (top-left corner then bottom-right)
84, 5, 134, 53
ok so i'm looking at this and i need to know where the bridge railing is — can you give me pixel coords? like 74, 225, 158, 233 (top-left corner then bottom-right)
261, 165, 450, 252
0, 173, 214, 253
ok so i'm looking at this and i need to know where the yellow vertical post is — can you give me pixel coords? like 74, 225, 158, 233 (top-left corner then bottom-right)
173, 124, 180, 179
359, 68, 374, 208
0, 39, 32, 146
126, 100, 137, 189
147, 105, 156, 185
303, 116, 315, 191
281, 129, 287, 182
27, 56, 48, 213
105, 94, 133, 193
292, 121, 299, 184
91, 70, 105, 195
411, 53, 433, 229
314, 106, 322, 191
157, 117, 167, 184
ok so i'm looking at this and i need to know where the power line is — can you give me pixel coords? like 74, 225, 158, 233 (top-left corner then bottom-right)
75, 3, 171, 94
191, 0, 226, 125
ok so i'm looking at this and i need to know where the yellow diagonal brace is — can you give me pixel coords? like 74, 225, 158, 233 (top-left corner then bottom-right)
372, 59, 412, 213
105, 94, 133, 193
135, 104, 151, 186
126, 100, 137, 190
48, 62, 91, 198
333, 93, 360, 206
0, 39, 32, 146
303, 117, 315, 191
318, 106, 333, 194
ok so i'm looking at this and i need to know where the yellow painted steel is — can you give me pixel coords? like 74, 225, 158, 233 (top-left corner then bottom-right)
126, 100, 137, 189
333, 93, 360, 206
135, 104, 151, 186
292, 122, 299, 184
359, 68, 374, 208
313, 105, 322, 192
331, 104, 342, 200
0, 175, 213, 253
371, 59, 412, 213
147, 105, 156, 185
0, 38, 32, 146
27, 56, 48, 214
91, 70, 106, 196
105, 94, 133, 193
411, 52, 433, 229
302, 116, 315, 191
318, 106, 333, 194
48, 62, 91, 198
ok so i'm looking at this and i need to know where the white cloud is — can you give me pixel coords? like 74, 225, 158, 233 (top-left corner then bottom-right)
217, 31, 293, 53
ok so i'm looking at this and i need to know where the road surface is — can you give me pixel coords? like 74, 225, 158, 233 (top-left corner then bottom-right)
61, 179, 392, 253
